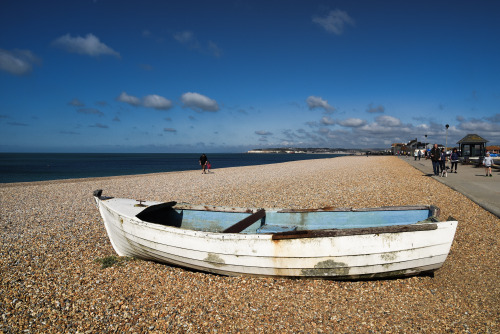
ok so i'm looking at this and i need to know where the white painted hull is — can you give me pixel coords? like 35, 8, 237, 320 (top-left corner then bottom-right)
95, 196, 458, 279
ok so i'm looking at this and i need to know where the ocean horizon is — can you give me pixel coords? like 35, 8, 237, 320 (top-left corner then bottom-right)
0, 153, 344, 184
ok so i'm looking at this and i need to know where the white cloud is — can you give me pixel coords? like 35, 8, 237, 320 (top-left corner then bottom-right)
338, 118, 366, 127
375, 115, 402, 127
454, 117, 500, 144
116, 92, 141, 106
143, 95, 173, 110
320, 116, 335, 125
359, 123, 401, 134
459, 120, 500, 132
312, 9, 355, 35
181, 92, 219, 112
117, 92, 173, 110
306, 96, 334, 112
255, 130, 272, 136
0, 48, 40, 75
415, 123, 430, 131
52, 33, 120, 57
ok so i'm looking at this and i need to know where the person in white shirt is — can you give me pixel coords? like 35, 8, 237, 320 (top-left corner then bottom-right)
483, 152, 495, 177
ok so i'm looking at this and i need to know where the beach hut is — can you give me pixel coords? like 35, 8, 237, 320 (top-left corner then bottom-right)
457, 134, 488, 161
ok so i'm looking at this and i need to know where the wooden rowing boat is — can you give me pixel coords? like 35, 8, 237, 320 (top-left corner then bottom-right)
93, 190, 458, 279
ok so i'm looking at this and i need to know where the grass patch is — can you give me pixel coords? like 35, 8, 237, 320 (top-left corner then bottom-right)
94, 255, 134, 269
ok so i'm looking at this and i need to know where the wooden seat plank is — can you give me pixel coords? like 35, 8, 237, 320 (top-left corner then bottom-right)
222, 209, 266, 233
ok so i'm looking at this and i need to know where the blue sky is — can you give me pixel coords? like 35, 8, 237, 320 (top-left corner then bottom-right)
1, 0, 499, 153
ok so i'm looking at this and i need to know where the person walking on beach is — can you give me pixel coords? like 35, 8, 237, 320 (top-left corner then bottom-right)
418, 150, 422, 160
483, 152, 494, 177
414, 149, 418, 161
450, 148, 459, 173
199, 154, 209, 174
206, 160, 212, 173
430, 144, 441, 176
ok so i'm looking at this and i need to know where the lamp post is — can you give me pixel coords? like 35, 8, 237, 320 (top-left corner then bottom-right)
445, 124, 449, 152
425, 134, 428, 149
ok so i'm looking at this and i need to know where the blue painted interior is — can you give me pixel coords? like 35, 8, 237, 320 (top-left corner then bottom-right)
175, 209, 431, 233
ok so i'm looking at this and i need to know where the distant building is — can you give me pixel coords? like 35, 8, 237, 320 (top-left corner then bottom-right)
407, 138, 427, 155
407, 138, 418, 151
486, 145, 500, 154
391, 143, 409, 155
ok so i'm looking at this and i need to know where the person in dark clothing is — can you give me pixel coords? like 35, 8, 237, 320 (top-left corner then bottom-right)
450, 148, 459, 173
199, 154, 209, 174
430, 144, 441, 176
439, 148, 447, 173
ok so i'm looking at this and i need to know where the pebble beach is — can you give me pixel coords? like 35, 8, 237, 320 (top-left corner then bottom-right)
1, 156, 498, 333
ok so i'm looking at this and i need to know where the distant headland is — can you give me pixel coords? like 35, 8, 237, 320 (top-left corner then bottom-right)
247, 148, 389, 155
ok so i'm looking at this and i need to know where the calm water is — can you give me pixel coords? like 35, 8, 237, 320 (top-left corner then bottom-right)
0, 153, 343, 183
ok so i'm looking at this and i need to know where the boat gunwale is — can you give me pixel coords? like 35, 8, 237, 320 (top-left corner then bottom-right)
172, 203, 439, 216
95, 194, 444, 241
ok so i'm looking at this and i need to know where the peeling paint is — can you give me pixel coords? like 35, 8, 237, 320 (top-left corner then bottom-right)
381, 252, 398, 262
301, 259, 350, 277
204, 253, 225, 267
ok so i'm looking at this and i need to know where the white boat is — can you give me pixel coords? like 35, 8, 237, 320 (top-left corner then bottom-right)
93, 190, 458, 280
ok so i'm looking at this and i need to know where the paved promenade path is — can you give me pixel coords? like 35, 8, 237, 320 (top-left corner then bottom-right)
400, 156, 500, 218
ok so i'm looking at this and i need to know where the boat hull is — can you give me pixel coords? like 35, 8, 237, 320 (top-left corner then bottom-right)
95, 196, 458, 279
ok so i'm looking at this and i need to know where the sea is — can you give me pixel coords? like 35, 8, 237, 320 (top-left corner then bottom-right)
0, 153, 344, 184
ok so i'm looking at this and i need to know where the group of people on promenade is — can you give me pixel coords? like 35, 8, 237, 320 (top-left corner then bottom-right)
429, 144, 459, 176
429, 144, 495, 177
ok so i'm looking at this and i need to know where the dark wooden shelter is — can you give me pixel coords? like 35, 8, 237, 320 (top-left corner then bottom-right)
457, 134, 488, 158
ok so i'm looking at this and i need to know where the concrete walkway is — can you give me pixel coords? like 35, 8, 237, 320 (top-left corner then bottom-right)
399, 156, 500, 218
